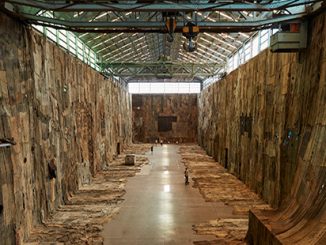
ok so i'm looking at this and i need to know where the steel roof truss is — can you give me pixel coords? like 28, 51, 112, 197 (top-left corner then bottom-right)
6, 0, 320, 12
99, 62, 223, 78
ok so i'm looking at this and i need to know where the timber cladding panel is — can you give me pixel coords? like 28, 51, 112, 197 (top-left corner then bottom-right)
132, 94, 198, 143
198, 12, 326, 244
0, 13, 132, 243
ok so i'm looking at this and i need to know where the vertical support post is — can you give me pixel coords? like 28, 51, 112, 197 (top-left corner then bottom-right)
82, 43, 85, 63
268, 29, 272, 46
43, 25, 47, 37
55, 29, 59, 45
258, 30, 262, 52
66, 31, 70, 53
74, 34, 78, 58
250, 37, 253, 59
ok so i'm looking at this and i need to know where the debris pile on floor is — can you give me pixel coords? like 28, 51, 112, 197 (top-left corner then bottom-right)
25, 144, 151, 245
192, 218, 248, 245
179, 145, 272, 244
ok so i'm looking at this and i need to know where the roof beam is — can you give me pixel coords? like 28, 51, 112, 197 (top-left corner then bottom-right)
200, 37, 233, 54
5, 0, 321, 12
202, 33, 238, 49
126, 77, 203, 83
99, 62, 223, 78
12, 12, 309, 33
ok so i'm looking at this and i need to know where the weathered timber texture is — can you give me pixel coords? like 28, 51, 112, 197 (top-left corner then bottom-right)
198, 12, 326, 245
179, 145, 272, 244
26, 144, 150, 245
0, 12, 133, 244
132, 94, 198, 143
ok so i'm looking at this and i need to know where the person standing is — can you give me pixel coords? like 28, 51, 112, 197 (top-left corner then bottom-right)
184, 167, 189, 185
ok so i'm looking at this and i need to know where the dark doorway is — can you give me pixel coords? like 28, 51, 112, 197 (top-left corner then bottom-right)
0, 177, 3, 216
225, 148, 228, 169
117, 142, 121, 155
158, 116, 177, 132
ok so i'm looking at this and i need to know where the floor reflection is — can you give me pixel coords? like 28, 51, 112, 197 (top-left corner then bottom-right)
164, 185, 170, 192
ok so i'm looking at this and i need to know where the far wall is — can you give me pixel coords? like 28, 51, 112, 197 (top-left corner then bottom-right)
132, 94, 198, 143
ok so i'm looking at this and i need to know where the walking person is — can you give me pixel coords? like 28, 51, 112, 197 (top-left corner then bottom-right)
184, 167, 189, 185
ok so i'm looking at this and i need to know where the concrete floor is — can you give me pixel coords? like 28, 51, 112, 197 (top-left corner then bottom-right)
102, 145, 234, 245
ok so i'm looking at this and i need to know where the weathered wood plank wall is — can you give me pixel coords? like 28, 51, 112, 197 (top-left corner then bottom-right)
132, 94, 198, 143
0, 13, 132, 244
198, 11, 326, 244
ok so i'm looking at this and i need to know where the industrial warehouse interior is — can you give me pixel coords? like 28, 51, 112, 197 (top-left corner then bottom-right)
0, 0, 325, 244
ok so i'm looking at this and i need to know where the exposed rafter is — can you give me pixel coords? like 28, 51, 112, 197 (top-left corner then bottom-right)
2, 11, 310, 33
1, 0, 322, 83
4, 0, 320, 12
100, 62, 223, 78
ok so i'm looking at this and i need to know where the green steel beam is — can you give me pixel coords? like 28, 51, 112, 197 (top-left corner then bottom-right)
99, 62, 224, 78
4, 0, 321, 12
125, 77, 203, 83
4, 10, 308, 33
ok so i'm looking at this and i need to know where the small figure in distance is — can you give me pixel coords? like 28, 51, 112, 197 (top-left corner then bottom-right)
184, 167, 189, 185
160, 139, 163, 146
155, 139, 158, 145
150, 145, 154, 153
